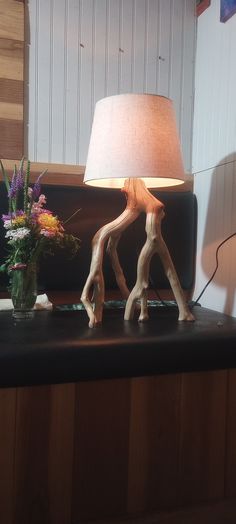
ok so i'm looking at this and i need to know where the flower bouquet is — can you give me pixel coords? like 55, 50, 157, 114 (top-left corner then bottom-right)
0, 158, 80, 319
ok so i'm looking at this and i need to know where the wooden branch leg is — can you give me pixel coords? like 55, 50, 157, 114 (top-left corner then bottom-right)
139, 291, 148, 322
81, 208, 139, 327
156, 237, 194, 321
124, 244, 154, 321
124, 209, 195, 322
124, 212, 158, 321
93, 271, 105, 323
106, 234, 130, 299
80, 248, 104, 328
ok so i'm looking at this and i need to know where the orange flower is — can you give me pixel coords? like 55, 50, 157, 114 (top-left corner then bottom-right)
37, 212, 64, 237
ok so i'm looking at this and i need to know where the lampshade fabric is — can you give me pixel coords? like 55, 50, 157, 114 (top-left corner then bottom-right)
84, 93, 185, 189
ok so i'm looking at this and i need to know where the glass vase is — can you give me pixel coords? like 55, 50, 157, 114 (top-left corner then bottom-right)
11, 263, 37, 320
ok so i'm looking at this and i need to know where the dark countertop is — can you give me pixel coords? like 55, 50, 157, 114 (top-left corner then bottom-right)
0, 305, 236, 388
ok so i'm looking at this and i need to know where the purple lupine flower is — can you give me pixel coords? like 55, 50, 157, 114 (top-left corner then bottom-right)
32, 181, 41, 199
2, 210, 24, 223
32, 172, 44, 200
8, 170, 16, 198
8, 169, 24, 199
2, 213, 12, 221
17, 164, 24, 187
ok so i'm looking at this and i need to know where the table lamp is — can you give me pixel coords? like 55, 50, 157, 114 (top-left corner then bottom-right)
81, 93, 194, 327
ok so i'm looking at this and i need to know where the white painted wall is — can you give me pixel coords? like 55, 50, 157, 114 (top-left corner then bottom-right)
26, 0, 196, 170
192, 0, 236, 316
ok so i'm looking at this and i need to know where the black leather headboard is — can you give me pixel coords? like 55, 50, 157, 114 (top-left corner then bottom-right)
0, 183, 197, 293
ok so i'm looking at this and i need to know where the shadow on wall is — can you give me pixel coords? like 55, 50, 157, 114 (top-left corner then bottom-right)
201, 153, 236, 315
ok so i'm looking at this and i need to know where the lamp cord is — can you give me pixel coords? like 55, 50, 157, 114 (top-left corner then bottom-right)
192, 158, 236, 176
191, 231, 236, 308
148, 159, 236, 306
149, 232, 236, 309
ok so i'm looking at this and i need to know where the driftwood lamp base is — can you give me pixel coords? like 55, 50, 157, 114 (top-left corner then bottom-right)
81, 179, 195, 328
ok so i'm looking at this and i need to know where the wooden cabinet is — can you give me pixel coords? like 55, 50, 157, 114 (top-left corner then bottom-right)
1, 370, 235, 524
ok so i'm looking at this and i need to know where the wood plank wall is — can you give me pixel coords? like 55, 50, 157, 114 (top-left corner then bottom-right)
0, 370, 235, 524
0, 0, 24, 159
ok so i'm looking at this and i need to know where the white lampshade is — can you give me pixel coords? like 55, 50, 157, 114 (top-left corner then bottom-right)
84, 93, 185, 189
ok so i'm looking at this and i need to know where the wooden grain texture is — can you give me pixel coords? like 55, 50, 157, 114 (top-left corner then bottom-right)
13, 385, 52, 524
47, 384, 75, 524
128, 377, 150, 514
0, 54, 23, 82
0, 387, 16, 524
13, 384, 75, 524
0, 1, 24, 159
72, 378, 131, 522
225, 369, 236, 497
0, 159, 85, 186
0, 78, 23, 103
0, 101, 23, 120
0, 370, 233, 524
145, 375, 182, 511
79, 498, 236, 524
128, 375, 182, 514
0, 119, 23, 159
0, 37, 23, 59
0, 0, 24, 41
178, 370, 227, 505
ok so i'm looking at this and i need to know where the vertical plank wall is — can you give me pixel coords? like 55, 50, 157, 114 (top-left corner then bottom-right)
192, 0, 236, 317
0, 0, 24, 159
27, 0, 196, 170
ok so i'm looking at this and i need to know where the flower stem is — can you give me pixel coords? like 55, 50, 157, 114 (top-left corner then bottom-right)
24, 160, 31, 214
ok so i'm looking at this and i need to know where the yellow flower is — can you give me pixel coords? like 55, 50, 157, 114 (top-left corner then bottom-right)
12, 215, 27, 227
37, 212, 63, 237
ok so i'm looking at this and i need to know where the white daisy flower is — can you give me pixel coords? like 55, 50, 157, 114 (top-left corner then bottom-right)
5, 227, 30, 241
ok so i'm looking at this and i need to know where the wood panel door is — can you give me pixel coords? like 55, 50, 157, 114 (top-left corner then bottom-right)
0, 370, 233, 524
